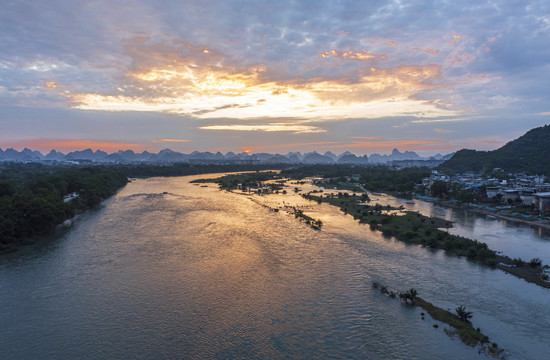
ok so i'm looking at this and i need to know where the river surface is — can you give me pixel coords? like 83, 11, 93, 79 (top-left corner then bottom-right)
1, 175, 549, 359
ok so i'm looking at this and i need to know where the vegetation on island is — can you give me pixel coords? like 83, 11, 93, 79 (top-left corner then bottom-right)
303, 191, 550, 288
282, 165, 431, 195
303, 192, 498, 263
372, 282, 506, 359
192, 171, 324, 230
190, 171, 283, 192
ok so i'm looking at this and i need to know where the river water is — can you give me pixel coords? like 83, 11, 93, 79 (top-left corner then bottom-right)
1, 175, 549, 359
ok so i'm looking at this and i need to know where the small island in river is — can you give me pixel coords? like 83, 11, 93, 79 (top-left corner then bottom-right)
195, 171, 550, 289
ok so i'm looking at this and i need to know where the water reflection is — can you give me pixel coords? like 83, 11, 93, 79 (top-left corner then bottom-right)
367, 192, 550, 264
0, 175, 548, 360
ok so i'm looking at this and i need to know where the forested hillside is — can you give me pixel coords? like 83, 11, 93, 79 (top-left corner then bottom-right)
439, 124, 550, 174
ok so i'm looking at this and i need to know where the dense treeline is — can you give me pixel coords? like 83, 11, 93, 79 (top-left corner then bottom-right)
282, 165, 431, 194
438, 124, 550, 174
0, 163, 290, 253
0, 164, 128, 252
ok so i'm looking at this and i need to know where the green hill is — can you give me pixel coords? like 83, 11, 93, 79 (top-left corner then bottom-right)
438, 124, 550, 174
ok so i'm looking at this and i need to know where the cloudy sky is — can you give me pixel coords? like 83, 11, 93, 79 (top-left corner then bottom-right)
1, 0, 549, 155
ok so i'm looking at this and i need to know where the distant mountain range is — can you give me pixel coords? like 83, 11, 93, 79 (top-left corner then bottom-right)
438, 124, 550, 174
0, 147, 453, 165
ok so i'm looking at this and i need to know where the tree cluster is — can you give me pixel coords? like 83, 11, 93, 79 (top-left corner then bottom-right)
0, 164, 128, 252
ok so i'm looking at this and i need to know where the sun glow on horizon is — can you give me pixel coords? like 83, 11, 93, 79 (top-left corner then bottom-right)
61, 39, 460, 123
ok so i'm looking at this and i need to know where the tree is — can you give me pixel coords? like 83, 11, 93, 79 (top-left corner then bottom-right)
529, 257, 543, 268
455, 305, 473, 322
0, 181, 15, 197
399, 288, 418, 304
431, 180, 449, 198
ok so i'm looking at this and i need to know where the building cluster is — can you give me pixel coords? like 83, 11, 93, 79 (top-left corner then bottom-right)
423, 170, 550, 213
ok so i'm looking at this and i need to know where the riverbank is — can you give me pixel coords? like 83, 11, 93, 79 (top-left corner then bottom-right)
194, 172, 550, 289
413, 194, 550, 231
303, 192, 550, 289
0, 165, 129, 254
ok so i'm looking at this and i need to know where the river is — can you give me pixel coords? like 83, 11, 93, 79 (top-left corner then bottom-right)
1, 175, 549, 359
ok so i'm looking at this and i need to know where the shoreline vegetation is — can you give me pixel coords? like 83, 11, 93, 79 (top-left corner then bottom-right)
194, 170, 550, 289
302, 191, 550, 289
0, 164, 128, 253
0, 163, 285, 254
371, 282, 506, 359
3, 163, 549, 289
191, 171, 324, 230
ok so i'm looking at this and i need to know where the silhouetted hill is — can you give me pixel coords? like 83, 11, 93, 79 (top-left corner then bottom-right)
438, 124, 550, 174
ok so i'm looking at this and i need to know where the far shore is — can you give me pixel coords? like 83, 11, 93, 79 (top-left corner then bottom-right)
431, 198, 550, 231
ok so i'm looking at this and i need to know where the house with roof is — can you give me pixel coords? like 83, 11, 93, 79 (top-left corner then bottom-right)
533, 192, 550, 213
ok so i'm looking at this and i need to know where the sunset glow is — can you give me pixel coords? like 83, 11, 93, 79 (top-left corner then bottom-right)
1, 1, 549, 154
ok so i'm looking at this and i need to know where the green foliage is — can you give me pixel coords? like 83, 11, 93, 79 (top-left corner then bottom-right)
431, 180, 449, 198
399, 288, 418, 304
455, 305, 473, 322
0, 164, 128, 252
281, 165, 430, 193
192, 171, 281, 191
529, 257, 543, 268
439, 124, 550, 174
306, 192, 498, 267
512, 257, 525, 267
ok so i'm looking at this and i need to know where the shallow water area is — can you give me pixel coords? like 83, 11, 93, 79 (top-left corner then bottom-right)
1, 175, 549, 359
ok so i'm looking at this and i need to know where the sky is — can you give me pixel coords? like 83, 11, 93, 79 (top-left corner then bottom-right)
1, 0, 549, 155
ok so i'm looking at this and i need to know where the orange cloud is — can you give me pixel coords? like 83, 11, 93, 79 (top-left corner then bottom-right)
319, 49, 384, 61
411, 117, 473, 123
326, 139, 445, 150
447, 52, 474, 65
424, 49, 440, 55
235, 141, 342, 153
407, 46, 440, 56
198, 123, 325, 134
6, 139, 148, 153
349, 136, 385, 140
63, 37, 458, 120
39, 81, 69, 88
151, 139, 190, 143
386, 41, 398, 46
447, 33, 466, 44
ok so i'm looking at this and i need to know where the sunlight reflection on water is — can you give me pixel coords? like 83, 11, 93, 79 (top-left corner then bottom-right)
0, 175, 549, 359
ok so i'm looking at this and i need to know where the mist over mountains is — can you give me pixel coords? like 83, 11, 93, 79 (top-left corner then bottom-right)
0, 147, 453, 165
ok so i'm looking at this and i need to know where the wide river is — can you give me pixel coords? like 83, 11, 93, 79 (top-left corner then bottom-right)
1, 175, 549, 359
